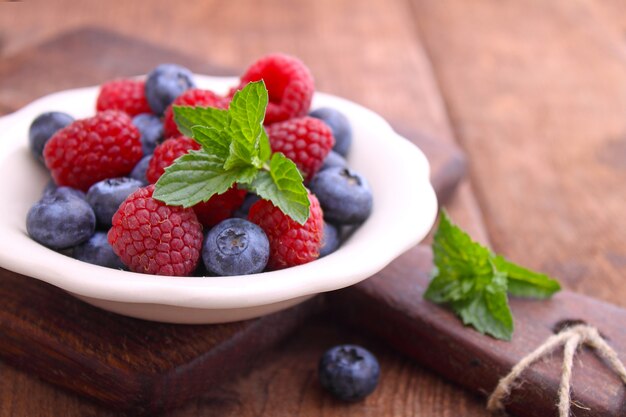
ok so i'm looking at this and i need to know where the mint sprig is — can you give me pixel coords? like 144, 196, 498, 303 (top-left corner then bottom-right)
153, 81, 310, 225
425, 211, 561, 340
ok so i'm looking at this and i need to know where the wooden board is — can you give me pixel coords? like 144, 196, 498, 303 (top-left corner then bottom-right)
0, 28, 465, 414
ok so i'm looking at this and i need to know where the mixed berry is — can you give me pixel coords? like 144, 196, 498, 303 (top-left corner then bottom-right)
25, 54, 373, 277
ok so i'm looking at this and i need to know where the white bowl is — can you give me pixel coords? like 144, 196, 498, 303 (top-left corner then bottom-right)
0, 75, 437, 324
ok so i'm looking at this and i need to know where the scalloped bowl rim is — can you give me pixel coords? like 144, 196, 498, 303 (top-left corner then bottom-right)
0, 75, 437, 310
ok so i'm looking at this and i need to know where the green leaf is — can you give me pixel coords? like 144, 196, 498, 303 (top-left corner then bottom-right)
191, 126, 230, 161
425, 211, 494, 303
425, 210, 559, 341
228, 80, 268, 144
258, 129, 272, 164
250, 153, 310, 225
153, 151, 247, 208
493, 256, 561, 299
173, 105, 229, 137
222, 81, 269, 170
452, 268, 513, 340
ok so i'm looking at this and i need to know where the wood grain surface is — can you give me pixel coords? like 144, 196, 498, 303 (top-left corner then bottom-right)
1, 0, 625, 416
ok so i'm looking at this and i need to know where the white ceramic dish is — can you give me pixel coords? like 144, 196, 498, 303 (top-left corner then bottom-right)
0, 75, 437, 324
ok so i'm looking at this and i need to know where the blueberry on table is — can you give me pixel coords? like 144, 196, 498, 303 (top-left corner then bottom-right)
27, 190, 96, 250
72, 232, 125, 269
319, 222, 340, 257
203, 218, 270, 276
130, 155, 152, 185
28, 111, 74, 164
145, 64, 196, 115
86, 177, 143, 228
309, 107, 352, 157
309, 167, 373, 225
318, 344, 380, 402
132, 113, 164, 155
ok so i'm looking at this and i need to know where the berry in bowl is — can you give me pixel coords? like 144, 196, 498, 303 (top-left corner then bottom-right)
0, 54, 437, 323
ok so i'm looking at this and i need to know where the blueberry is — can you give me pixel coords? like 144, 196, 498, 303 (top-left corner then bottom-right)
132, 113, 163, 155
309, 167, 373, 225
42, 182, 86, 201
320, 150, 347, 172
233, 193, 260, 219
145, 64, 195, 115
203, 218, 269, 276
130, 155, 152, 185
72, 232, 125, 269
309, 107, 352, 157
29, 112, 74, 163
320, 222, 340, 257
318, 344, 380, 402
86, 177, 143, 228
27, 191, 96, 250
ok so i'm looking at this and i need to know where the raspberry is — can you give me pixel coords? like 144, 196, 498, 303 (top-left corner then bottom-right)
235, 53, 314, 124
146, 136, 200, 184
96, 79, 151, 117
107, 185, 203, 276
163, 88, 229, 138
266, 116, 334, 182
193, 187, 247, 227
44, 110, 142, 192
248, 192, 324, 270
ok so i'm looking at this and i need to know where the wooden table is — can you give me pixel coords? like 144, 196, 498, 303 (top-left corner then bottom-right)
1, 1, 625, 416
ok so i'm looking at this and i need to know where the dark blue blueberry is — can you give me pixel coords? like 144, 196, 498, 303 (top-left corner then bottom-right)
318, 344, 380, 402
27, 191, 96, 250
319, 222, 340, 257
130, 155, 152, 185
29, 112, 74, 163
203, 218, 269, 276
72, 232, 125, 269
145, 64, 195, 115
309, 167, 373, 225
309, 107, 352, 157
86, 177, 143, 228
233, 193, 261, 219
320, 150, 347, 172
42, 182, 86, 200
132, 113, 163, 155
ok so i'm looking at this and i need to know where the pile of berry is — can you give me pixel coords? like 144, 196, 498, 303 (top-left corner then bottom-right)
26, 54, 373, 277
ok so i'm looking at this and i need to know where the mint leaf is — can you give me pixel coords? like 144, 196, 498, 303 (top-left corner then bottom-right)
155, 81, 311, 225
191, 126, 230, 161
250, 153, 310, 225
492, 256, 561, 299
425, 210, 560, 341
173, 105, 229, 137
223, 81, 268, 170
452, 268, 513, 340
153, 151, 251, 207
228, 80, 267, 144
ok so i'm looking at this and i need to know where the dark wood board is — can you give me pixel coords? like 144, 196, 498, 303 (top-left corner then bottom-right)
0, 28, 465, 414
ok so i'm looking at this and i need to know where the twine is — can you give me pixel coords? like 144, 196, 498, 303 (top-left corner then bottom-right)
486, 324, 626, 417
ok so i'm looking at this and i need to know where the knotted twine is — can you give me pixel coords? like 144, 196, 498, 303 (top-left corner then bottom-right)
486, 324, 626, 417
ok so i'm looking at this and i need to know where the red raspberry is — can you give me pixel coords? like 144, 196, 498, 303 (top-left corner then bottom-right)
193, 187, 247, 227
108, 185, 203, 276
96, 79, 151, 117
163, 88, 230, 138
248, 192, 324, 270
146, 136, 201, 184
44, 110, 142, 192
266, 116, 334, 182
235, 53, 314, 124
